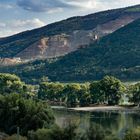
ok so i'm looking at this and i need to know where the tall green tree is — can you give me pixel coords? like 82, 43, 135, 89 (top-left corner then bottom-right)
38, 82, 64, 101
0, 73, 25, 95
90, 76, 125, 105
0, 94, 54, 136
63, 84, 81, 107
100, 76, 125, 105
90, 81, 105, 104
129, 83, 140, 106
79, 84, 91, 107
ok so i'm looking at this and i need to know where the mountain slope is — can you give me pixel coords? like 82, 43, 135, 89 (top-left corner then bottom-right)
46, 18, 140, 81
1, 18, 140, 83
0, 5, 140, 60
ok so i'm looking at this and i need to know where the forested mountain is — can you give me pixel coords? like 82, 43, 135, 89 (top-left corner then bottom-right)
0, 5, 140, 60
47, 18, 140, 81
1, 18, 140, 83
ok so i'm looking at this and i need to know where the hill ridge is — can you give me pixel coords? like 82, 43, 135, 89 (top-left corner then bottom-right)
0, 18, 140, 83
0, 4, 140, 60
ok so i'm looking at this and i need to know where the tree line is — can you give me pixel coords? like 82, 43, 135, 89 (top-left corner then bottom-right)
38, 76, 140, 107
0, 73, 140, 107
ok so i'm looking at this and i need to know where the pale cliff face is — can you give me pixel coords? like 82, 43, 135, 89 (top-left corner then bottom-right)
0, 58, 21, 66
15, 32, 95, 60
13, 12, 140, 60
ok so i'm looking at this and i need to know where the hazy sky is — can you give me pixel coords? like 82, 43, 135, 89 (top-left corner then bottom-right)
0, 0, 139, 37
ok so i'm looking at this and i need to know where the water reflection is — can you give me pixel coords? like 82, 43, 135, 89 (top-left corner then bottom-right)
53, 109, 140, 138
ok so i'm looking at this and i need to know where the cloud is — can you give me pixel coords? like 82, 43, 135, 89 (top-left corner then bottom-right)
17, 0, 71, 12
0, 30, 18, 38
16, 0, 140, 13
11, 18, 45, 28
0, 18, 45, 37
62, 0, 140, 10
1, 0, 139, 37
47, 7, 63, 14
0, 3, 13, 9
98, 0, 140, 8
61, 0, 99, 9
0, 22, 6, 28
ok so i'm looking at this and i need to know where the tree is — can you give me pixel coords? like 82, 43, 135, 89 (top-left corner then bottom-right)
38, 82, 64, 101
90, 76, 125, 105
22, 84, 37, 99
90, 81, 105, 104
79, 84, 91, 106
28, 123, 77, 140
28, 127, 62, 140
100, 76, 125, 105
0, 94, 54, 136
129, 83, 140, 106
0, 73, 25, 95
39, 76, 50, 83
63, 84, 81, 107
123, 127, 140, 140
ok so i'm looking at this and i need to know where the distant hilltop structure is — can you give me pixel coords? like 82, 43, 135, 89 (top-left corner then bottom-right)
94, 34, 98, 40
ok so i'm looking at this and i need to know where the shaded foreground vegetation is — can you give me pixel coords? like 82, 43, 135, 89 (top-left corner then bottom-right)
3, 123, 140, 140
0, 73, 140, 139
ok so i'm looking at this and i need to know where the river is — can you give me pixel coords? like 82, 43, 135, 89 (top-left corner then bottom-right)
52, 108, 140, 139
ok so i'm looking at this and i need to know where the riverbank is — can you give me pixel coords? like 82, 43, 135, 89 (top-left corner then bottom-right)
51, 105, 140, 112
68, 106, 139, 112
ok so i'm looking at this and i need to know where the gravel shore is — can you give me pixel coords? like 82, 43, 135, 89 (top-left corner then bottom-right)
69, 106, 139, 112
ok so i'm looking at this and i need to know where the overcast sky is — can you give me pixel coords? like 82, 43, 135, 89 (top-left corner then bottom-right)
0, 0, 139, 37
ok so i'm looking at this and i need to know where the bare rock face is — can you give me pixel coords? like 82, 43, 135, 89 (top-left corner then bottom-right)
95, 13, 140, 34
16, 32, 97, 60
0, 58, 21, 66
15, 12, 140, 60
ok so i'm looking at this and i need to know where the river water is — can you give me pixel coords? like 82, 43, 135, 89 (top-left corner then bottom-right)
52, 108, 140, 138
